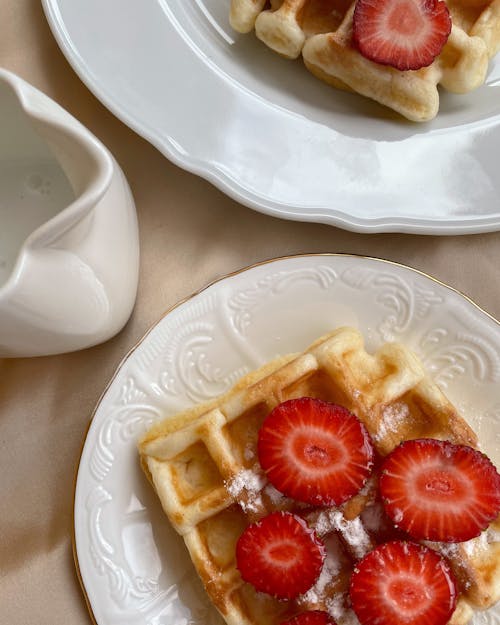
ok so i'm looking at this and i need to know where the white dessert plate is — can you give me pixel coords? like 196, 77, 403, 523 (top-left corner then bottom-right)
74, 254, 500, 625
42, 0, 500, 235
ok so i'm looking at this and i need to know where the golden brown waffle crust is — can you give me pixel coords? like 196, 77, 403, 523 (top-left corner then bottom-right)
139, 326, 500, 625
228, 0, 500, 121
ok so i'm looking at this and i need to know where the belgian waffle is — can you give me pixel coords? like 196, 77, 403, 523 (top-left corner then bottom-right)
229, 0, 500, 121
138, 327, 500, 625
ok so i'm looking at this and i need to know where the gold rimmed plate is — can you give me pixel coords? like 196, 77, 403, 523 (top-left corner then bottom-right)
73, 254, 500, 624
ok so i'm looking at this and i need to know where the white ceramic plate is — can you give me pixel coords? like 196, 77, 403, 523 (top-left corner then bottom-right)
42, 0, 500, 235
74, 254, 500, 625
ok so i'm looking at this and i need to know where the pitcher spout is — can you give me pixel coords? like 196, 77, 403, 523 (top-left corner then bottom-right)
0, 69, 139, 357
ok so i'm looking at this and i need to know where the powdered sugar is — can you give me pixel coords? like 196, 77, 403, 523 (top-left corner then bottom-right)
373, 402, 409, 442
300, 534, 343, 605
224, 468, 266, 513
487, 527, 500, 543
325, 594, 345, 621
312, 509, 372, 559
355, 475, 376, 499
462, 529, 498, 557
429, 541, 460, 560
224, 468, 297, 513
360, 502, 385, 533
225, 468, 265, 497
431, 527, 499, 562
243, 442, 255, 462
325, 594, 361, 625
262, 483, 290, 507
300, 562, 332, 605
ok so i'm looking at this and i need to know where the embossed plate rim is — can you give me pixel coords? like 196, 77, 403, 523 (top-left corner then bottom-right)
73, 253, 500, 625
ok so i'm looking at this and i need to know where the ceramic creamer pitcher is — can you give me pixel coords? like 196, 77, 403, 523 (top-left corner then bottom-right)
0, 69, 140, 357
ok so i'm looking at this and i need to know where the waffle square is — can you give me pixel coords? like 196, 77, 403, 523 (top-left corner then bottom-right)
229, 0, 500, 121
139, 327, 500, 625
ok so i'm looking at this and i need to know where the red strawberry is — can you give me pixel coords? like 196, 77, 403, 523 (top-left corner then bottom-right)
380, 438, 500, 542
258, 398, 374, 506
236, 511, 325, 599
350, 541, 458, 625
281, 611, 336, 625
352, 0, 452, 71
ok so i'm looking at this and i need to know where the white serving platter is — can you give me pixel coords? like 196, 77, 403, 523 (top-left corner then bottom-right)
42, 0, 500, 234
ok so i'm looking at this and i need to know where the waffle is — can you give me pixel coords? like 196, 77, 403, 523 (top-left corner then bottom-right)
138, 327, 500, 625
229, 0, 500, 121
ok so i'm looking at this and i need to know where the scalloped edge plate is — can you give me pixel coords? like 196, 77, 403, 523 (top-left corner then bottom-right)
73, 254, 500, 625
42, 0, 500, 235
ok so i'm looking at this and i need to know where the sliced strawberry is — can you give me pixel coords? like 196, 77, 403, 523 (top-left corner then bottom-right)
236, 511, 325, 599
281, 611, 337, 625
350, 541, 458, 625
258, 398, 374, 506
352, 0, 452, 71
380, 438, 500, 542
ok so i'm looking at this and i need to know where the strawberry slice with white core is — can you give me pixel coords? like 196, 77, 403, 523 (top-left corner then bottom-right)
236, 511, 325, 599
353, 0, 452, 71
281, 611, 337, 625
380, 438, 500, 542
350, 541, 458, 625
258, 398, 374, 506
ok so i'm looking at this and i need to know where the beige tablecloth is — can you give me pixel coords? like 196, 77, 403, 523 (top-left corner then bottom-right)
2, 3, 500, 624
